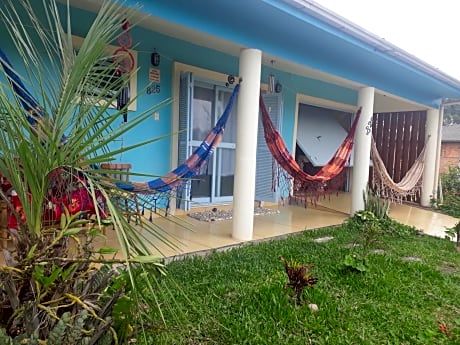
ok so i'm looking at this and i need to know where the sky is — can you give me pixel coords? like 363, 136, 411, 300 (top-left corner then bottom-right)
315, 0, 460, 80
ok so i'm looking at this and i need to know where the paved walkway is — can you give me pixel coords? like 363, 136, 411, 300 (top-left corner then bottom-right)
2, 193, 457, 263
102, 193, 459, 259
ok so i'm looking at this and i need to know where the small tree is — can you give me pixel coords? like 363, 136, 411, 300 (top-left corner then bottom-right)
437, 166, 460, 218
0, 0, 172, 343
343, 188, 388, 272
343, 210, 381, 272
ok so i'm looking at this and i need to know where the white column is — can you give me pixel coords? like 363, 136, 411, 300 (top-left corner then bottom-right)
232, 48, 262, 241
432, 106, 444, 203
351, 87, 375, 215
420, 108, 439, 207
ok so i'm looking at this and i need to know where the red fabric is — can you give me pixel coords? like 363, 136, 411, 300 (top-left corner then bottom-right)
259, 95, 361, 203
260, 95, 361, 183
52, 188, 107, 223
3, 181, 107, 230
7, 192, 26, 230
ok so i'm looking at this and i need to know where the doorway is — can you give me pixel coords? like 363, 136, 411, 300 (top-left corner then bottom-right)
179, 73, 237, 208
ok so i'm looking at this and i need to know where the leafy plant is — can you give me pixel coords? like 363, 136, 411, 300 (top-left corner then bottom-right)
435, 166, 460, 217
343, 210, 381, 272
378, 216, 419, 237
0, 210, 128, 344
0, 0, 174, 342
445, 221, 460, 251
280, 256, 318, 305
441, 166, 460, 192
343, 252, 367, 272
364, 187, 390, 219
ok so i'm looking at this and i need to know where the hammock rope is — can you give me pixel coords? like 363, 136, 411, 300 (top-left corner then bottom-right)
260, 94, 361, 203
370, 136, 428, 202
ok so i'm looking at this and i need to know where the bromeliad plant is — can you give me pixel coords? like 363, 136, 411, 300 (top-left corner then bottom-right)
280, 256, 318, 305
0, 0, 173, 343
363, 186, 390, 219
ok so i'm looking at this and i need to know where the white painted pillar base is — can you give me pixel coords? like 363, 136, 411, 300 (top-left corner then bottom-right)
232, 49, 262, 241
420, 108, 439, 207
351, 87, 375, 215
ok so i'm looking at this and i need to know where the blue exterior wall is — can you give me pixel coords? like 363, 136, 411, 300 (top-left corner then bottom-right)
123, 0, 460, 109
0, 3, 358, 181
122, 23, 358, 180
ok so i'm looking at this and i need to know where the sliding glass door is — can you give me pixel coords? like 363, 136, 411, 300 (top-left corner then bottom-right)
179, 73, 237, 208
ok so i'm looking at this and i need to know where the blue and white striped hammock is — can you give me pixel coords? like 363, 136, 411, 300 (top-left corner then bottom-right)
0, 47, 239, 204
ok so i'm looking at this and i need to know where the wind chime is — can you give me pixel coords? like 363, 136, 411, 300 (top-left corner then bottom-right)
114, 19, 134, 122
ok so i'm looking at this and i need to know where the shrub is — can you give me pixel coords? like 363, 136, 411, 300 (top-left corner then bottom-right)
437, 166, 460, 217
0, 0, 171, 342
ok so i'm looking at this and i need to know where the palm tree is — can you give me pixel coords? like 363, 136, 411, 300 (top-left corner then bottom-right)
0, 0, 174, 342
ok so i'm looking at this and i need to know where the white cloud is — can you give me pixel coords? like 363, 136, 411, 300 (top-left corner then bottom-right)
315, 0, 460, 80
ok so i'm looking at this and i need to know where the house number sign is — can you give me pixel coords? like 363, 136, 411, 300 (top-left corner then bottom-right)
147, 68, 161, 94
147, 83, 160, 94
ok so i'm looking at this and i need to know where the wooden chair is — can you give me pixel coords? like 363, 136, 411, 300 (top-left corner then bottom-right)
100, 163, 142, 226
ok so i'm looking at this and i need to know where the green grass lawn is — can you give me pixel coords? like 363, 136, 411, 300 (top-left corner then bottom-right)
142, 222, 460, 345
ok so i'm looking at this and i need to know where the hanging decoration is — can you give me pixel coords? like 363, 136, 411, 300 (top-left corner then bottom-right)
268, 73, 275, 93
114, 19, 134, 122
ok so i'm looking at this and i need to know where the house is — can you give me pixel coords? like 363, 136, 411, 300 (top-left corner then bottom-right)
2, 0, 460, 241
440, 124, 460, 173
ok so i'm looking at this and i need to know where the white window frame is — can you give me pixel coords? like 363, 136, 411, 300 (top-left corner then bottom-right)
172, 62, 236, 170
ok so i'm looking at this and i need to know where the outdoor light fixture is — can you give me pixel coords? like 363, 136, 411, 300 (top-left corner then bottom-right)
151, 50, 160, 66
275, 82, 282, 93
225, 74, 241, 87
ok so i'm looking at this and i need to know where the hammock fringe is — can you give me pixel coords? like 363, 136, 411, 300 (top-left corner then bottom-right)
370, 136, 427, 203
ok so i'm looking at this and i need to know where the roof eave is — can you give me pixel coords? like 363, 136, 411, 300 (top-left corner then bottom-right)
278, 0, 460, 90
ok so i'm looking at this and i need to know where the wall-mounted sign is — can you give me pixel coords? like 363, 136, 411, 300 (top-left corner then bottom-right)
149, 68, 160, 82
147, 83, 160, 94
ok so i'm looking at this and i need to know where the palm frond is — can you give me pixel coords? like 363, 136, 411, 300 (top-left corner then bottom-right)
0, 0, 175, 253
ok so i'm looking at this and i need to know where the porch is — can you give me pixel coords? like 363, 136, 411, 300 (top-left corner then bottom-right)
99, 193, 458, 261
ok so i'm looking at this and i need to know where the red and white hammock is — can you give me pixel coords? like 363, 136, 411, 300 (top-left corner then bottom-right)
260, 95, 361, 204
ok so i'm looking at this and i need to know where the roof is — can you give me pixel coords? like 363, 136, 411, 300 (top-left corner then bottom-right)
442, 124, 460, 143
67, 0, 460, 109
281, 0, 460, 90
